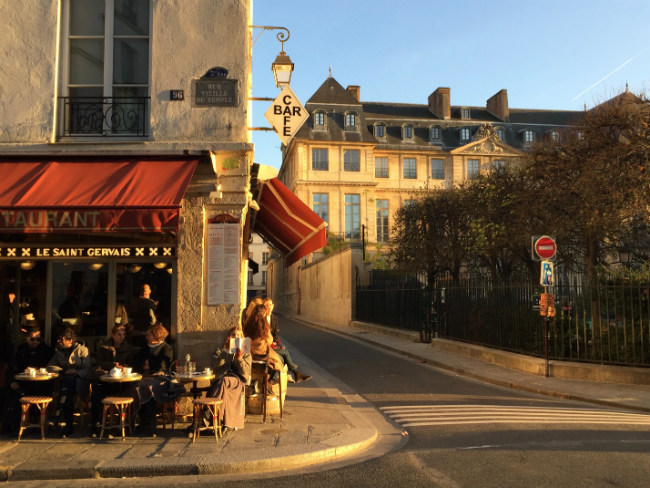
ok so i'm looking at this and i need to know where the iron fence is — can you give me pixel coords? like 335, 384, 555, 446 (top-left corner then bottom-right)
355, 269, 650, 367
59, 97, 150, 137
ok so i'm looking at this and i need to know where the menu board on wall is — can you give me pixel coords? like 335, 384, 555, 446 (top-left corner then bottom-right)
207, 222, 240, 305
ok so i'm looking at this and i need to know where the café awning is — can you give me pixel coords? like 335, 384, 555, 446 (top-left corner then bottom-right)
253, 178, 327, 267
0, 158, 198, 233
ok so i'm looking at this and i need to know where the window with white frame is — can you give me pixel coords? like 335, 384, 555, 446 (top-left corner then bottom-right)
461, 107, 470, 119
64, 0, 151, 136
344, 194, 361, 240
460, 128, 470, 142
375, 123, 385, 138
549, 129, 560, 143
248, 270, 254, 282
344, 149, 360, 171
376, 199, 389, 242
313, 111, 325, 127
523, 129, 534, 143
403, 158, 417, 179
262, 252, 269, 265
312, 193, 329, 224
467, 159, 480, 179
403, 199, 416, 207
312, 148, 328, 170
430, 159, 444, 179
345, 112, 357, 129
261, 271, 267, 285
429, 126, 440, 141
403, 124, 413, 140
375, 157, 388, 178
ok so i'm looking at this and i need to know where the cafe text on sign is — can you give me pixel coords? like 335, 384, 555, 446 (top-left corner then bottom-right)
264, 86, 309, 145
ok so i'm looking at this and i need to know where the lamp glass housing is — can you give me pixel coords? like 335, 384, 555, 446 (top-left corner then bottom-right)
272, 52, 294, 87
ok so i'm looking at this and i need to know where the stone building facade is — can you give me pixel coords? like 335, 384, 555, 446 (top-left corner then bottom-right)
0, 0, 254, 363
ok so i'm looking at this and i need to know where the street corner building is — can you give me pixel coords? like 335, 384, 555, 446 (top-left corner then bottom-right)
0, 0, 265, 365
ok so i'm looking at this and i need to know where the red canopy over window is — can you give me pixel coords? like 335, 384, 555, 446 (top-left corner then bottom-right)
0, 159, 198, 233
253, 178, 327, 267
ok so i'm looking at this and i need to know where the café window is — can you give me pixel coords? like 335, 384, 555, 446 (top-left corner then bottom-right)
0, 255, 174, 349
61, 0, 151, 137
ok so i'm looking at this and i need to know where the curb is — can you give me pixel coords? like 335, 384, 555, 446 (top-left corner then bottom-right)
291, 316, 650, 414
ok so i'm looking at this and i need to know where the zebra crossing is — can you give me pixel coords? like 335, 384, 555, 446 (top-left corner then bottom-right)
380, 404, 650, 428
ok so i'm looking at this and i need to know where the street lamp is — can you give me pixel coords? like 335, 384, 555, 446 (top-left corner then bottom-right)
250, 25, 294, 88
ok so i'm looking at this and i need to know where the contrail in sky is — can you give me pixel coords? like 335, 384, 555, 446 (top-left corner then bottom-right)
571, 48, 649, 101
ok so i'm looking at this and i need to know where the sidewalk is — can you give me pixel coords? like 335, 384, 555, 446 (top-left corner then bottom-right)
0, 383, 386, 484
1, 315, 647, 484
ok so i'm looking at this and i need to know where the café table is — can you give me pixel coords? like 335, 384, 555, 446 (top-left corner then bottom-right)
174, 371, 215, 398
14, 370, 60, 382
99, 372, 142, 395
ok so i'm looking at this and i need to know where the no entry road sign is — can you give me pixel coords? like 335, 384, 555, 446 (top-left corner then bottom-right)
534, 236, 557, 260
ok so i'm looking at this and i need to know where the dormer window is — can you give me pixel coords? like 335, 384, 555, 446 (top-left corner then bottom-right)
313, 111, 325, 127
523, 129, 534, 143
345, 112, 357, 130
374, 123, 386, 138
548, 129, 560, 143
496, 128, 505, 141
429, 126, 440, 142
403, 124, 413, 141
460, 128, 470, 142
461, 107, 471, 119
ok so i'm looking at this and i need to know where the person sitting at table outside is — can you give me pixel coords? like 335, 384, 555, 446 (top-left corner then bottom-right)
47, 327, 91, 437
241, 296, 263, 327
131, 322, 177, 437
1, 323, 52, 435
203, 326, 251, 436
89, 323, 137, 436
243, 304, 307, 389
263, 297, 311, 383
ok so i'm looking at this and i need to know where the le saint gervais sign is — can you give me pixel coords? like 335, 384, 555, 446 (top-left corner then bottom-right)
0, 245, 175, 260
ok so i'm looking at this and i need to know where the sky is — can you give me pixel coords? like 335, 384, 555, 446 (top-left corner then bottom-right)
251, 0, 650, 170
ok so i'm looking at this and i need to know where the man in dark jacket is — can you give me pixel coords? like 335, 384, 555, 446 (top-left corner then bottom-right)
2, 325, 52, 434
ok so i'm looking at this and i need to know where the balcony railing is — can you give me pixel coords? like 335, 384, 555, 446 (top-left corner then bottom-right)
60, 97, 150, 137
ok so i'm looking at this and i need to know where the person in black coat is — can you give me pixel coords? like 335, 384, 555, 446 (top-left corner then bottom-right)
131, 323, 175, 436
2, 325, 53, 434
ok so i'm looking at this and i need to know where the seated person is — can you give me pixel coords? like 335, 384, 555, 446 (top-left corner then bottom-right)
263, 298, 311, 383
205, 326, 251, 436
243, 304, 305, 388
2, 324, 53, 434
131, 323, 175, 436
89, 324, 136, 436
47, 328, 91, 437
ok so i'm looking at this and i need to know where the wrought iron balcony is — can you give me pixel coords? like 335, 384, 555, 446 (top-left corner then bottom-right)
60, 97, 150, 137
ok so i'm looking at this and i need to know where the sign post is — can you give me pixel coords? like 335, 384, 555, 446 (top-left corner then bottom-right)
533, 235, 557, 377
264, 86, 309, 145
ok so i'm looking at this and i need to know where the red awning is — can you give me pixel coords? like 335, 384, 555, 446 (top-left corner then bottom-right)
253, 178, 327, 267
0, 159, 198, 233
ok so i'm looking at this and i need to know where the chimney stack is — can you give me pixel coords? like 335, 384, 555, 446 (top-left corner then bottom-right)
486, 89, 509, 121
346, 85, 360, 102
428, 87, 450, 119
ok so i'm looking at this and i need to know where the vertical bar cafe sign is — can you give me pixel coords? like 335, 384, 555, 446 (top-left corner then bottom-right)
207, 216, 240, 305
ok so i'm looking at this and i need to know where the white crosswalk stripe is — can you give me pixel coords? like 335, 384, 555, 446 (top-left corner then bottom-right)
380, 404, 650, 428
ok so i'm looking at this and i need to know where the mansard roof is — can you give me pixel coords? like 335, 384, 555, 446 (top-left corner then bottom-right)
291, 76, 608, 151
